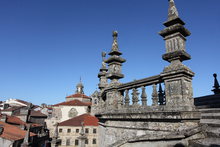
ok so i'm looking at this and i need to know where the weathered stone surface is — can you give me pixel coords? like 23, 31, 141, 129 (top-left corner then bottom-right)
95, 1, 205, 146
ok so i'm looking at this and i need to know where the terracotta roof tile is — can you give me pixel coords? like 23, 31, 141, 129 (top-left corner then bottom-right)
15, 99, 30, 105
0, 121, 36, 141
0, 114, 26, 126
59, 114, 98, 127
66, 93, 90, 99
30, 110, 47, 117
53, 100, 91, 107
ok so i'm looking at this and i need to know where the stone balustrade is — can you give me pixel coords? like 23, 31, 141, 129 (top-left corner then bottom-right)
97, 75, 166, 110
120, 81, 166, 107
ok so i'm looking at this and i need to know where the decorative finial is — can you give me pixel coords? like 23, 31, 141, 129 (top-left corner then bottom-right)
113, 31, 118, 37
112, 31, 119, 51
212, 73, 220, 94
168, 0, 179, 21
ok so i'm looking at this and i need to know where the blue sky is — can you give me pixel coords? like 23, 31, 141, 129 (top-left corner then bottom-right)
0, 0, 219, 105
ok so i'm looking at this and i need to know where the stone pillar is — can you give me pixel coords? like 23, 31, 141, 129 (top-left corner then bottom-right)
104, 31, 126, 108
51, 123, 61, 147
132, 88, 139, 106
21, 124, 31, 147
152, 84, 159, 106
124, 90, 130, 107
141, 86, 147, 106
105, 31, 126, 85
159, 0, 195, 110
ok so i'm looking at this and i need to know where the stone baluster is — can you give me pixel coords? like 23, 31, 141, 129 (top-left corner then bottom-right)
141, 86, 147, 106
152, 84, 158, 106
124, 90, 130, 107
132, 88, 139, 106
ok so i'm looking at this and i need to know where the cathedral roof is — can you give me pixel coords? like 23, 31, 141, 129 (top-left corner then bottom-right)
66, 93, 91, 99
53, 99, 91, 107
0, 121, 36, 141
58, 114, 98, 127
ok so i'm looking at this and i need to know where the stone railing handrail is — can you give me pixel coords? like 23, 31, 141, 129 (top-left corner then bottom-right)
118, 74, 162, 91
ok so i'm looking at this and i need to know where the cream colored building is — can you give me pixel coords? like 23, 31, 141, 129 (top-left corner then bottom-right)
58, 114, 99, 147
45, 81, 92, 137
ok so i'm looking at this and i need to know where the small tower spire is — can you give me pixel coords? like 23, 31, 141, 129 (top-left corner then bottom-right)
105, 31, 126, 84
212, 73, 220, 94
168, 0, 179, 21
98, 52, 108, 90
76, 78, 84, 94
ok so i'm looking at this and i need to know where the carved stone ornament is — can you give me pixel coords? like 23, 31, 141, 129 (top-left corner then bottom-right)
68, 108, 78, 118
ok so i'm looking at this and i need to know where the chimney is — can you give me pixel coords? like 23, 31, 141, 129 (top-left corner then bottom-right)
0, 114, 7, 123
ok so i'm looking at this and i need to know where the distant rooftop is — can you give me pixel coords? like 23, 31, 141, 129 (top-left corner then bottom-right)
59, 114, 98, 127
53, 99, 91, 107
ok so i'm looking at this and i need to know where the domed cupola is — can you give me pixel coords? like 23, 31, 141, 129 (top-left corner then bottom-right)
76, 79, 84, 94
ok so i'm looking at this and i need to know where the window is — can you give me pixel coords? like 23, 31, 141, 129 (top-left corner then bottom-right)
59, 128, 62, 133
85, 139, 88, 144
76, 129, 79, 133
66, 139, 70, 146
67, 129, 71, 133
94, 99, 97, 104
93, 139, 97, 144
93, 128, 96, 134
75, 139, 79, 146
85, 128, 89, 133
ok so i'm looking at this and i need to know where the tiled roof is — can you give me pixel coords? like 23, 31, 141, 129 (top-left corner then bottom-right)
0, 121, 36, 141
0, 114, 26, 126
30, 110, 47, 117
59, 114, 99, 127
53, 100, 91, 107
15, 99, 30, 105
1, 106, 24, 112
66, 93, 90, 99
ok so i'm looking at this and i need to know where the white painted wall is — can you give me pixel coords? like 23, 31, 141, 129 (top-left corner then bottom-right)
59, 106, 87, 122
